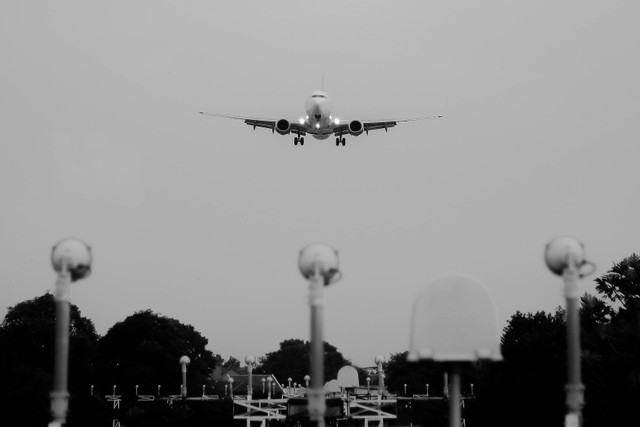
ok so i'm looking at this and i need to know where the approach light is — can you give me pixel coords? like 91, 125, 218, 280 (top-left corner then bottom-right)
544, 236, 587, 276
298, 243, 341, 285
51, 238, 93, 282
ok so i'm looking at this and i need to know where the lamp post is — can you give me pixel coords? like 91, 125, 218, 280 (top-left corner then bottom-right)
288, 377, 292, 394
366, 377, 371, 398
262, 378, 266, 394
545, 236, 595, 427
49, 238, 92, 427
180, 356, 191, 397
304, 375, 311, 389
245, 355, 256, 401
267, 377, 272, 400
229, 377, 234, 399
375, 355, 385, 402
298, 243, 342, 427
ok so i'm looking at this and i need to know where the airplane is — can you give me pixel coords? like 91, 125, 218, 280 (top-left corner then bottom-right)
199, 90, 443, 147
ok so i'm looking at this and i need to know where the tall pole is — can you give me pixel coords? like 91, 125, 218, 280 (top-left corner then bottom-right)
564, 254, 584, 427
247, 362, 253, 401
443, 372, 449, 398
448, 364, 461, 427
182, 366, 187, 397
544, 236, 594, 427
50, 260, 71, 427
180, 356, 191, 398
309, 268, 326, 427
375, 357, 385, 403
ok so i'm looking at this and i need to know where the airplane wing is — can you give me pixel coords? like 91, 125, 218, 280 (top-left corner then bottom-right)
198, 112, 307, 134
332, 115, 443, 136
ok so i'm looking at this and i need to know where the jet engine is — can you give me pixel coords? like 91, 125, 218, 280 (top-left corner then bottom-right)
348, 120, 364, 136
275, 119, 291, 135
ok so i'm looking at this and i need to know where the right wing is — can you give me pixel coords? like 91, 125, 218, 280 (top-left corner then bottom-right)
198, 112, 307, 135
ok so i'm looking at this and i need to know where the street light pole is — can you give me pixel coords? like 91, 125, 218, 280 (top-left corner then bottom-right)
49, 238, 92, 427
245, 355, 255, 401
375, 356, 385, 403
545, 236, 595, 427
298, 243, 341, 427
564, 253, 584, 426
180, 356, 191, 398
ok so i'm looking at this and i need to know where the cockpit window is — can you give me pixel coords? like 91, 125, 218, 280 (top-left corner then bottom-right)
312, 94, 326, 98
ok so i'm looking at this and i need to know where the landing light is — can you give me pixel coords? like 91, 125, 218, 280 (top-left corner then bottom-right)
299, 118, 305, 125
334, 118, 340, 125
315, 123, 320, 129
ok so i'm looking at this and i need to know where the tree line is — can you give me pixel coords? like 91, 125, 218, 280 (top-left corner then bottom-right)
1, 253, 639, 426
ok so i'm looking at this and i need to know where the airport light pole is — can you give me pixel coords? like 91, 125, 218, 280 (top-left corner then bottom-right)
267, 377, 272, 400
375, 356, 385, 402
545, 236, 595, 427
245, 355, 256, 401
49, 238, 92, 427
298, 243, 342, 427
180, 356, 191, 397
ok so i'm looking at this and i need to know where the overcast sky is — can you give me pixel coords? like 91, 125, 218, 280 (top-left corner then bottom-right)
1, 1, 639, 368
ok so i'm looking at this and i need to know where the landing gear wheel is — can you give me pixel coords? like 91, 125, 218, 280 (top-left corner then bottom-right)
341, 138, 346, 146
336, 137, 340, 146
300, 137, 304, 145
294, 137, 298, 145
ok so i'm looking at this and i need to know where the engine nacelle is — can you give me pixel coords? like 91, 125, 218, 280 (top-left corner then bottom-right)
348, 120, 364, 136
276, 119, 291, 135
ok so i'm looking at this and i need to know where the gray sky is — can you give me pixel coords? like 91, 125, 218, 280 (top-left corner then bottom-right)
1, 1, 639, 368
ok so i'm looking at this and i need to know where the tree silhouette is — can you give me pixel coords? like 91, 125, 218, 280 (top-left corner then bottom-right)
0, 293, 102, 426
256, 338, 350, 385
96, 310, 217, 398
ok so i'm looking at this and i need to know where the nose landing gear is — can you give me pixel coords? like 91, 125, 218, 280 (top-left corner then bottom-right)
335, 137, 346, 146
294, 136, 305, 146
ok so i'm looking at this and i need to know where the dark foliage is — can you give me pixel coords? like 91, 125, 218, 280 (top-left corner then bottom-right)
256, 338, 350, 385
0, 293, 106, 426
95, 310, 218, 398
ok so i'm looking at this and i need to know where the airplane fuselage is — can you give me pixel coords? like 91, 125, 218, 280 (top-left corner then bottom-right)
303, 91, 334, 140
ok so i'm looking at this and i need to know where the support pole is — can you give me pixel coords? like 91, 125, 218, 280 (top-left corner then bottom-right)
50, 263, 71, 427
308, 270, 326, 427
448, 364, 461, 427
564, 255, 584, 427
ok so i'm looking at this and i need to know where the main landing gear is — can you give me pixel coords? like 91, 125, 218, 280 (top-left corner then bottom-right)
335, 137, 346, 146
294, 136, 305, 146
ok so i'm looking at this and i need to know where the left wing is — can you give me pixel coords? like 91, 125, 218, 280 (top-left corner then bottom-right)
332, 115, 443, 136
